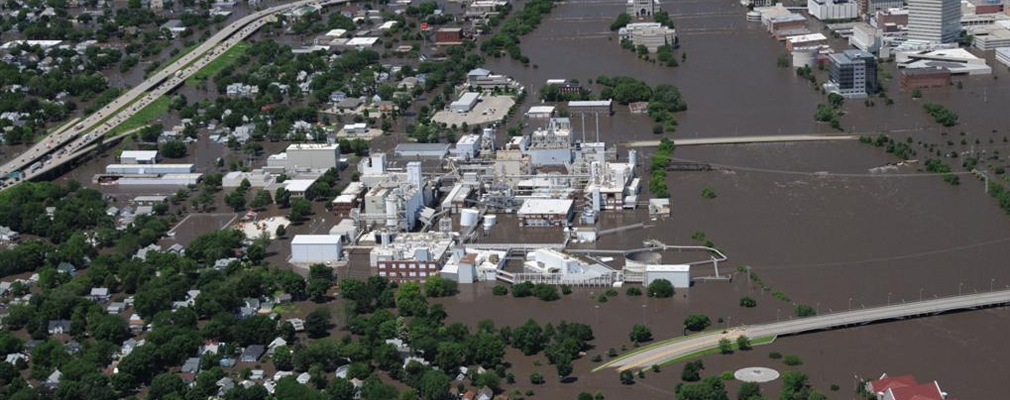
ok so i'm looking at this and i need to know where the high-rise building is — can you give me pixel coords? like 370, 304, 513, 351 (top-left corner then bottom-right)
907, 0, 962, 44
826, 50, 878, 98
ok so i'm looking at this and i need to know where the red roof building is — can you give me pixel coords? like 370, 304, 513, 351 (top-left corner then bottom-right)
867, 374, 952, 400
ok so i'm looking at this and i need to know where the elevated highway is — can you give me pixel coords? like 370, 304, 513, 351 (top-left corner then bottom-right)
0, 0, 343, 187
623, 134, 860, 148
601, 288, 1010, 371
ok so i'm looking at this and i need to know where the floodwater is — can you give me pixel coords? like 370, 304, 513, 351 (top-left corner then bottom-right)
488, 0, 1010, 143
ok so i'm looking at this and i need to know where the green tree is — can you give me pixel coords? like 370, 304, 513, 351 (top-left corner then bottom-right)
288, 198, 312, 222
737, 382, 761, 400
160, 140, 188, 158
647, 279, 674, 298
610, 13, 632, 31
619, 370, 634, 385
736, 335, 752, 351
629, 324, 652, 343
683, 314, 711, 332
305, 307, 331, 338
424, 275, 457, 297
739, 296, 757, 308
681, 360, 703, 382
795, 304, 816, 317
718, 338, 733, 354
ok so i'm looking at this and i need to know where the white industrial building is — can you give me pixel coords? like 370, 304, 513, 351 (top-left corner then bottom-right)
395, 143, 451, 159
440, 249, 507, 283
290, 235, 343, 263
361, 162, 427, 231
106, 164, 195, 174
119, 150, 159, 164
517, 198, 575, 227
525, 118, 574, 166
807, 0, 858, 20
116, 173, 203, 186
267, 143, 339, 172
896, 47, 992, 74
644, 264, 691, 288
517, 248, 618, 285
454, 134, 481, 160
618, 22, 677, 53
370, 232, 455, 282
283, 178, 318, 198
450, 92, 481, 113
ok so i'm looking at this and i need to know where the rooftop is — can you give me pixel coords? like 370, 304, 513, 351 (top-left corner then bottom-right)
292, 235, 343, 245
517, 198, 575, 215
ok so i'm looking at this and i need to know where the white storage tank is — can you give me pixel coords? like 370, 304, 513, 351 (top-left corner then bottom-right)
483, 214, 497, 232
460, 208, 480, 227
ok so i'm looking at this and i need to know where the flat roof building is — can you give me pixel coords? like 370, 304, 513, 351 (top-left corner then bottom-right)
291, 235, 343, 263
395, 143, 450, 158
450, 92, 481, 113
825, 49, 878, 98
119, 150, 159, 164
517, 199, 575, 227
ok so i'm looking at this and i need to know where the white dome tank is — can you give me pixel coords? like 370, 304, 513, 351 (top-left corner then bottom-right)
460, 208, 480, 227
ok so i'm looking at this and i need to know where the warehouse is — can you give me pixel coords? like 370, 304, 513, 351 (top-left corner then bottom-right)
106, 164, 195, 175
516, 198, 575, 227
116, 173, 203, 186
395, 143, 450, 158
290, 235, 343, 263
119, 150, 159, 164
450, 92, 481, 113
273, 143, 340, 171
644, 264, 691, 288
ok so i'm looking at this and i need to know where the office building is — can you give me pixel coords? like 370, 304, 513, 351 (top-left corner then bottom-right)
826, 50, 878, 98
807, 0, 859, 20
907, 0, 962, 44
618, 22, 677, 53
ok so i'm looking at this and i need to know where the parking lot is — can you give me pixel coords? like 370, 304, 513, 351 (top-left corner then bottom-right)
432, 95, 516, 127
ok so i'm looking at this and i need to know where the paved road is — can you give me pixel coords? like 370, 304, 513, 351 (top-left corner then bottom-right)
0, 0, 342, 187
623, 134, 861, 148
603, 288, 1010, 371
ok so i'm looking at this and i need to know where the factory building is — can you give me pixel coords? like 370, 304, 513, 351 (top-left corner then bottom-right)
519, 248, 618, 285
807, 0, 859, 20
267, 143, 339, 172
585, 158, 638, 211
440, 249, 507, 283
525, 118, 574, 166
331, 182, 366, 216
454, 134, 481, 160
362, 162, 426, 231
370, 232, 456, 282
395, 143, 451, 159
290, 235, 344, 263
517, 198, 575, 227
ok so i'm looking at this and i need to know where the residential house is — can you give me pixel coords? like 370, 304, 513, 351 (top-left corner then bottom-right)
476, 386, 494, 400
56, 262, 76, 276
287, 318, 305, 332
267, 337, 287, 354
240, 345, 265, 362
866, 373, 952, 400
89, 287, 110, 302
128, 314, 145, 333
181, 357, 201, 382
106, 302, 126, 314
47, 320, 71, 335
296, 372, 311, 385
45, 369, 61, 389
0, 226, 19, 242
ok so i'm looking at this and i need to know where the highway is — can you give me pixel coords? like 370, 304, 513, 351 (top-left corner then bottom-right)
601, 288, 1010, 372
622, 134, 861, 148
0, 0, 342, 187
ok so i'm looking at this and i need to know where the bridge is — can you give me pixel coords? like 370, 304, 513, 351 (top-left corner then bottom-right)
622, 134, 860, 148
0, 0, 344, 187
599, 288, 1010, 372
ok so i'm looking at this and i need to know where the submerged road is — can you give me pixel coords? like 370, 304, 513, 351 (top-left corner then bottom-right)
0, 0, 342, 187
623, 134, 861, 147
601, 288, 1010, 372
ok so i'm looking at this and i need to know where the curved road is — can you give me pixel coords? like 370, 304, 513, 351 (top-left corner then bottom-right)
0, 0, 343, 186
602, 288, 1010, 372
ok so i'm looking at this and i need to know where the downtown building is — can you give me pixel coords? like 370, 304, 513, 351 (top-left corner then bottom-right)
825, 50, 878, 99
906, 0, 962, 44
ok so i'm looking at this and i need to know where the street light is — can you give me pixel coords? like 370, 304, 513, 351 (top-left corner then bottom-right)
919, 287, 924, 301
992, 278, 996, 292
887, 292, 892, 306
959, 282, 964, 295
848, 297, 852, 310
776, 309, 780, 322
642, 304, 648, 325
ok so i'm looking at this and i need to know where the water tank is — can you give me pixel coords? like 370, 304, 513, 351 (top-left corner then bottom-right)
483, 214, 497, 231
460, 208, 480, 227
746, 10, 761, 22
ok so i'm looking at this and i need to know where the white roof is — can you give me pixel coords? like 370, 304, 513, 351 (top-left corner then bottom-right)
326, 29, 347, 37
646, 264, 691, 272
526, 105, 556, 114
346, 37, 380, 46
292, 235, 342, 245
517, 198, 574, 215
568, 100, 612, 107
120, 150, 158, 160
786, 33, 827, 43
284, 179, 316, 192
287, 143, 339, 151
379, 21, 398, 30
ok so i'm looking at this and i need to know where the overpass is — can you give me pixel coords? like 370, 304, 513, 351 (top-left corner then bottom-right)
600, 288, 1010, 372
0, 0, 344, 187
622, 134, 860, 148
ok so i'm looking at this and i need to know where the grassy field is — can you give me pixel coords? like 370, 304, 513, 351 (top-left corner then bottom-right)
653, 335, 777, 369
106, 96, 172, 136
187, 42, 250, 85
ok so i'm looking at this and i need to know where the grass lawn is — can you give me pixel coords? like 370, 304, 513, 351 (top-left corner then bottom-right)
106, 96, 172, 136
653, 335, 777, 369
187, 42, 250, 85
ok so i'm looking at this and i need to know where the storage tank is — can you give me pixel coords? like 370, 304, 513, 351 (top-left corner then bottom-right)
460, 208, 480, 227
483, 214, 497, 232
623, 251, 662, 283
